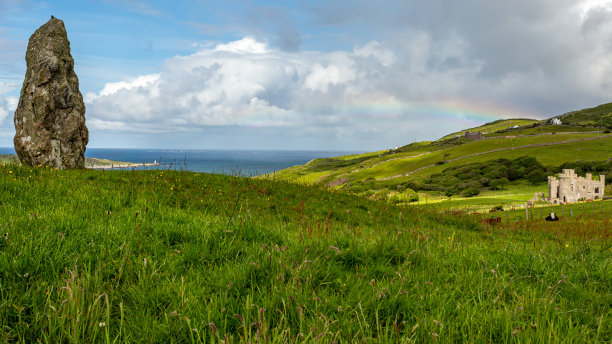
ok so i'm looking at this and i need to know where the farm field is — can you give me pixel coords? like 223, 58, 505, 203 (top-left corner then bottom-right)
0, 163, 610, 342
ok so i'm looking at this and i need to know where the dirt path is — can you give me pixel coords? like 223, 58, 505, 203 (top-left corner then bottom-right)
377, 134, 612, 181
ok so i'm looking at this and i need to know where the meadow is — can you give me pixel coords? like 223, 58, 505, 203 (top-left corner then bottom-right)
0, 163, 610, 342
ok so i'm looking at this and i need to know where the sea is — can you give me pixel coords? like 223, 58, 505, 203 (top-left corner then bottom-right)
0, 147, 358, 176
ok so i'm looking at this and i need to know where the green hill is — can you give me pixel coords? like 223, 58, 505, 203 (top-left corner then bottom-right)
269, 102, 612, 208
0, 162, 610, 342
438, 118, 540, 141
555, 102, 612, 127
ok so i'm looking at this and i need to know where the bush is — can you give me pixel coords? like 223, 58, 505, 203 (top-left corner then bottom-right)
370, 189, 390, 201
490, 204, 504, 212
387, 189, 419, 204
527, 170, 545, 185
462, 187, 480, 197
490, 177, 509, 190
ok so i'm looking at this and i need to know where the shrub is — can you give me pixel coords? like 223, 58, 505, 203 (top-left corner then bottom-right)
527, 170, 545, 185
462, 187, 480, 197
388, 189, 419, 204
490, 177, 509, 190
490, 204, 504, 212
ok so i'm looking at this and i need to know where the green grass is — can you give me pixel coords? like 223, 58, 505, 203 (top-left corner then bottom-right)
438, 119, 541, 141
272, 132, 612, 192
336, 133, 607, 182
485, 125, 601, 137
0, 163, 610, 342
557, 102, 612, 128
408, 136, 612, 180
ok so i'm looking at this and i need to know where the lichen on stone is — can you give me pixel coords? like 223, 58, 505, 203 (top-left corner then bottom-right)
14, 17, 88, 169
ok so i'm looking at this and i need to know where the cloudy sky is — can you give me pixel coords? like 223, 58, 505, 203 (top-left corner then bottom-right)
1, 0, 612, 150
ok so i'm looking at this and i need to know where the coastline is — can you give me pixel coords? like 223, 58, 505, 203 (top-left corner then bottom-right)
88, 162, 160, 169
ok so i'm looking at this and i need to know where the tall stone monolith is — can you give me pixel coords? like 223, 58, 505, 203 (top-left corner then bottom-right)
14, 17, 88, 169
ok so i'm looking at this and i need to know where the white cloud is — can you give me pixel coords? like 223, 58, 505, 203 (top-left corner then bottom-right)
85, 37, 399, 134
84, 1, 612, 149
0, 82, 18, 129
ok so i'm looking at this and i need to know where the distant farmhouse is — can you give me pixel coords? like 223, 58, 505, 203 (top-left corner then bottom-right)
464, 131, 484, 140
547, 169, 605, 204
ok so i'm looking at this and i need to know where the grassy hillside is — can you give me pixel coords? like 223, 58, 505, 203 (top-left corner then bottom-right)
556, 102, 612, 128
438, 119, 541, 141
270, 102, 612, 207
271, 133, 612, 196
0, 163, 610, 342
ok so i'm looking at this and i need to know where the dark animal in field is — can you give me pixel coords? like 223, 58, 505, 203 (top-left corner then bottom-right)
545, 213, 559, 222
481, 217, 501, 226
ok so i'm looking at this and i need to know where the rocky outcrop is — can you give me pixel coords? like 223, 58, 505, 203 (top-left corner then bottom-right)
14, 17, 88, 169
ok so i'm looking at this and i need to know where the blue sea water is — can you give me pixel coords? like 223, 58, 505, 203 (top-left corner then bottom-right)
0, 147, 358, 176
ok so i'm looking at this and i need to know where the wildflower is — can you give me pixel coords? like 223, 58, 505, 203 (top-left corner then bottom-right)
565, 244, 569, 247
3, 233, 7, 240
8, 171, 12, 174
99, 322, 105, 327
208, 323, 218, 333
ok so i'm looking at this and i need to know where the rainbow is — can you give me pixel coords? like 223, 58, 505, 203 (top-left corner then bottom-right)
300, 95, 541, 125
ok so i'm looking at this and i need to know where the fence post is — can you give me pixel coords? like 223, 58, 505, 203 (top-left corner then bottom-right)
562, 204, 564, 216
526, 206, 529, 221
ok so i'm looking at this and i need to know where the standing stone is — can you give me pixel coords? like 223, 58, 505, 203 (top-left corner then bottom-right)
14, 17, 88, 169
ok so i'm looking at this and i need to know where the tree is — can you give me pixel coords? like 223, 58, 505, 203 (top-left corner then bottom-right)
527, 170, 545, 185
490, 177, 509, 190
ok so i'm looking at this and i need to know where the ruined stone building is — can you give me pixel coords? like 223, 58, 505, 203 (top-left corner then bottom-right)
464, 131, 484, 140
547, 169, 605, 204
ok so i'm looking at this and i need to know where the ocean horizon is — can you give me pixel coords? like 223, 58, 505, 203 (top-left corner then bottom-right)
0, 147, 360, 176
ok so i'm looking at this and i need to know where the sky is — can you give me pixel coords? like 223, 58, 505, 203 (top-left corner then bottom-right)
1, 0, 612, 150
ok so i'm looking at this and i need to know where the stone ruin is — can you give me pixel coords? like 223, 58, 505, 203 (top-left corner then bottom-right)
547, 169, 605, 204
13, 17, 88, 169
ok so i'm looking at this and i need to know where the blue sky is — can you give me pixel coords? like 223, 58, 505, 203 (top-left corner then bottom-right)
2, 0, 612, 150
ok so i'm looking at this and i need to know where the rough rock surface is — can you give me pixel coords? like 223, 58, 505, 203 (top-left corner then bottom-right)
14, 17, 88, 169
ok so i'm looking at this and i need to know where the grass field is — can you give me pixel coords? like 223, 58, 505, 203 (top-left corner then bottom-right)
438, 119, 541, 141
272, 133, 612, 193
0, 162, 610, 342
